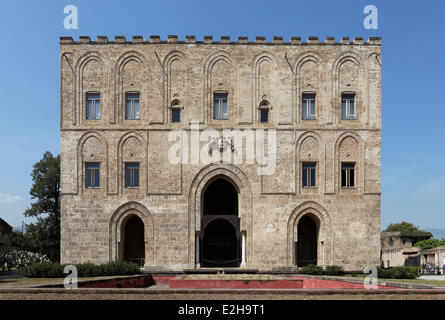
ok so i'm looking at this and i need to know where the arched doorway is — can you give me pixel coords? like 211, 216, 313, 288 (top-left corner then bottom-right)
296, 215, 319, 267
200, 178, 241, 267
122, 215, 145, 267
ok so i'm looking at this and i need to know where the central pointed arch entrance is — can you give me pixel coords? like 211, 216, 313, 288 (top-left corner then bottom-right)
200, 178, 241, 267
189, 163, 252, 268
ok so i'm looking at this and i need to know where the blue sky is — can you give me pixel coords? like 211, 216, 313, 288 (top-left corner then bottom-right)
0, 0, 444, 231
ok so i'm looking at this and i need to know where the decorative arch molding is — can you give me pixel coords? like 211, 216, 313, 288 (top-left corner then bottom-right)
203, 51, 233, 124
366, 52, 381, 125
113, 50, 149, 124
162, 50, 190, 124
251, 51, 278, 124
295, 131, 324, 194
188, 162, 253, 266
109, 201, 154, 266
331, 51, 367, 124
333, 131, 365, 194
76, 130, 109, 195
74, 51, 107, 125
287, 201, 332, 266
294, 52, 322, 124
116, 130, 148, 194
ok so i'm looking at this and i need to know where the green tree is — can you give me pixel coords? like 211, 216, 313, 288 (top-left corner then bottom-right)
22, 151, 60, 262
384, 221, 427, 234
414, 238, 445, 250
383, 221, 432, 242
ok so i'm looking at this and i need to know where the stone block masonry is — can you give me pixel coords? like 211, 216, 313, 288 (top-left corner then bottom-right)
60, 35, 381, 271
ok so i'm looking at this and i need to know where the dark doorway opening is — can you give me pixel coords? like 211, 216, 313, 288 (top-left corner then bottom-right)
296, 215, 318, 267
202, 219, 240, 267
200, 178, 240, 267
123, 215, 145, 267
203, 178, 238, 216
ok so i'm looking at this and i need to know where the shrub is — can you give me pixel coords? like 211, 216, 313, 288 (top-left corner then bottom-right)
23, 262, 64, 278
0, 250, 50, 271
76, 263, 101, 277
23, 261, 140, 278
324, 265, 344, 276
103, 261, 140, 275
300, 264, 324, 275
376, 266, 420, 279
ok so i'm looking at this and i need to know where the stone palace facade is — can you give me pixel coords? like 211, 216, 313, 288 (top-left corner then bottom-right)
60, 35, 382, 271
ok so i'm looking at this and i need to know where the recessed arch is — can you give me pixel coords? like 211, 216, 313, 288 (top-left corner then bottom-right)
252, 52, 278, 123
294, 52, 322, 124
334, 131, 364, 194
188, 163, 252, 267
74, 51, 107, 125
163, 50, 189, 124
116, 131, 147, 194
114, 51, 149, 124
76, 131, 109, 194
295, 131, 323, 194
287, 201, 332, 266
203, 51, 233, 123
331, 52, 365, 124
109, 201, 154, 266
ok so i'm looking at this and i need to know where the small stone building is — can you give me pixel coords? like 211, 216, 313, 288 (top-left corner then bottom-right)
60, 35, 382, 271
420, 246, 445, 268
380, 231, 424, 268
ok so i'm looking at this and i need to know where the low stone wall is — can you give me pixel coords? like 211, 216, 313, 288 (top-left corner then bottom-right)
38, 275, 154, 288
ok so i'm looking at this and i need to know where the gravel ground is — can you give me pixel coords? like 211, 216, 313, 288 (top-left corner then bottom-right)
418, 275, 445, 281
1, 291, 445, 300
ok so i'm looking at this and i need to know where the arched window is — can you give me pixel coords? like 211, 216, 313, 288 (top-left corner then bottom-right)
171, 99, 181, 123
259, 100, 270, 123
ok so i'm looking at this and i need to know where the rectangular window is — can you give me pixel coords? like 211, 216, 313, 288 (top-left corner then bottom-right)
125, 93, 140, 120
260, 109, 269, 123
86, 93, 100, 120
341, 162, 355, 188
85, 162, 100, 188
125, 162, 139, 188
172, 108, 181, 123
213, 93, 228, 120
302, 162, 316, 188
341, 93, 355, 120
302, 94, 316, 120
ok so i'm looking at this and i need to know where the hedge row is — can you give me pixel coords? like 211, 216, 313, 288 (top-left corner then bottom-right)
299, 264, 344, 276
299, 265, 420, 279
23, 261, 141, 278
376, 266, 420, 279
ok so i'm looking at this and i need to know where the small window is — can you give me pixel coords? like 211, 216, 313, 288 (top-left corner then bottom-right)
172, 109, 181, 123
125, 93, 140, 120
213, 93, 228, 120
341, 93, 355, 120
125, 162, 139, 188
171, 100, 181, 123
86, 93, 100, 120
259, 101, 270, 123
302, 94, 316, 120
302, 162, 316, 188
341, 162, 355, 188
260, 109, 269, 123
85, 162, 100, 188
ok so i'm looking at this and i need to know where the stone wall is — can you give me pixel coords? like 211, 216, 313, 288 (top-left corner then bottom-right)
60, 35, 381, 271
